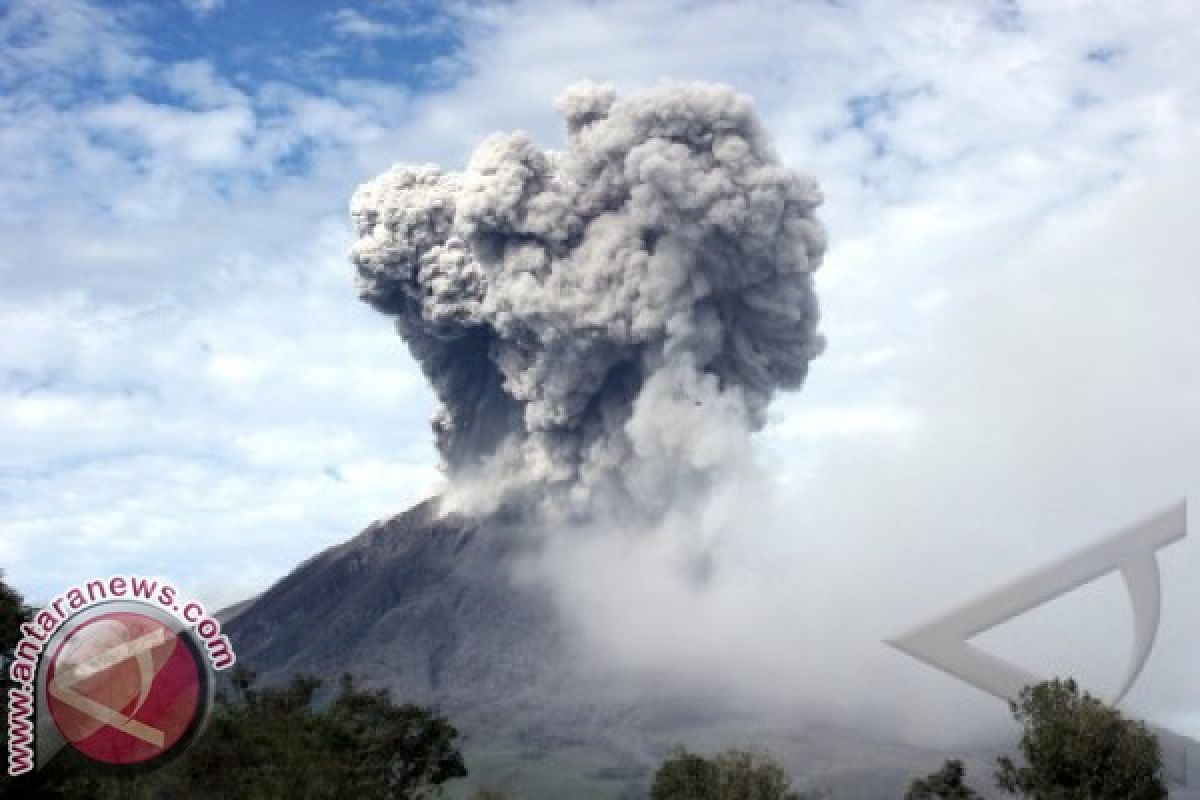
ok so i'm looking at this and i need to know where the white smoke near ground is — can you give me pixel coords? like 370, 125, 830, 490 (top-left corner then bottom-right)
350, 81, 826, 521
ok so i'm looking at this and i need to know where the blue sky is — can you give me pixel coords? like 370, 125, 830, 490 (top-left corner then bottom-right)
2, 0, 1200, 736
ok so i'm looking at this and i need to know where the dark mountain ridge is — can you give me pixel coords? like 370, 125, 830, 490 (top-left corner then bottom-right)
227, 498, 563, 705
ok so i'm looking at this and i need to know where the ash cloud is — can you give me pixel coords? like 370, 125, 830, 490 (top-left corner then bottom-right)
350, 81, 826, 517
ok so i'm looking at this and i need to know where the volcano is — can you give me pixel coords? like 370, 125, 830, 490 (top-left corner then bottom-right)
219, 78, 1200, 799
224, 499, 1006, 799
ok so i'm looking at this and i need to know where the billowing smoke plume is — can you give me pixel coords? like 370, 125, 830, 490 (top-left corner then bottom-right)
350, 81, 826, 517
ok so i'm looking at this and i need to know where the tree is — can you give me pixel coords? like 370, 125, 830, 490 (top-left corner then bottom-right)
142, 670, 468, 799
652, 748, 721, 800
326, 673, 467, 797
715, 749, 808, 800
0, 571, 34, 798
909, 678, 1167, 800
0, 569, 26, 653
4, 661, 468, 798
906, 759, 981, 799
994, 677, 1166, 799
651, 747, 812, 800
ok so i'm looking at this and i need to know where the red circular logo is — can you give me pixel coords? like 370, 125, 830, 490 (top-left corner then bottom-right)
46, 610, 204, 765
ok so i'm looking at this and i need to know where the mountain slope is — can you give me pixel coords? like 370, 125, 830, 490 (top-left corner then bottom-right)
220, 501, 1056, 798
226, 499, 567, 707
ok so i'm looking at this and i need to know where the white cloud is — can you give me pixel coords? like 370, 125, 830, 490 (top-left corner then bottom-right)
84, 96, 255, 167
163, 60, 247, 108
327, 8, 402, 40
768, 404, 918, 440
180, 0, 224, 16
0, 0, 147, 87
806, 157, 1200, 738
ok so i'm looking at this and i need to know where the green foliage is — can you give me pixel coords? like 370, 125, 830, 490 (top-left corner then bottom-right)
906, 759, 981, 799
14, 669, 467, 798
994, 677, 1166, 799
652, 748, 722, 800
0, 569, 26, 653
909, 678, 1167, 800
135, 669, 468, 799
0, 569, 468, 800
651, 747, 812, 800
1, 572, 23, 797
714, 749, 808, 800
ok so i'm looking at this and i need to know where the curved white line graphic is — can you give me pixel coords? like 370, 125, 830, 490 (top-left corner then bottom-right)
888, 500, 1189, 782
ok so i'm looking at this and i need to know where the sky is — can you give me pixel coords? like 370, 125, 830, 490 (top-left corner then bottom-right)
1, 0, 1199, 738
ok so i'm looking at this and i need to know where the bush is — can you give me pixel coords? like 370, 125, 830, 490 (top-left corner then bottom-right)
651, 747, 812, 800
909, 677, 1166, 800
906, 759, 981, 799
995, 677, 1165, 799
